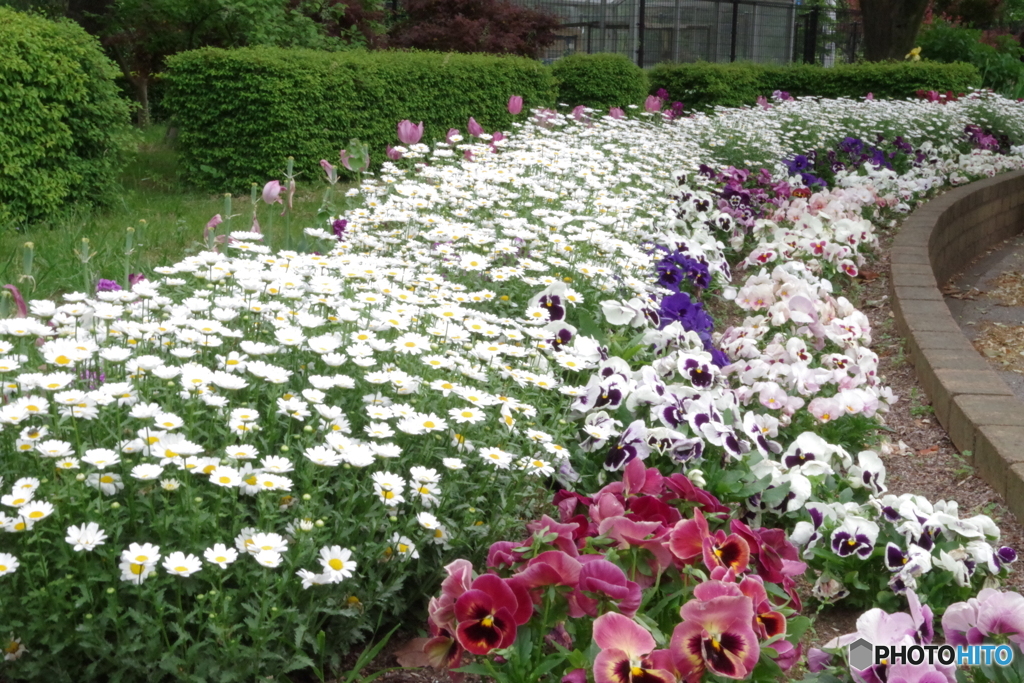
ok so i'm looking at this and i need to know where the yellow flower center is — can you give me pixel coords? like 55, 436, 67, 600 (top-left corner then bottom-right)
329, 559, 344, 571
130, 563, 145, 575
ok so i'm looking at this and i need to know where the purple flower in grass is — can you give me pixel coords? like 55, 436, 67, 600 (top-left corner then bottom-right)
96, 279, 122, 292
332, 219, 347, 241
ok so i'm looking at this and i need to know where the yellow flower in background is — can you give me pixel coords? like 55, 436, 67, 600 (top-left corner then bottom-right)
906, 46, 922, 61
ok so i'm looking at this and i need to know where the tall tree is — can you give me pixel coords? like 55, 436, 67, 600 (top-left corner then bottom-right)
861, 0, 930, 60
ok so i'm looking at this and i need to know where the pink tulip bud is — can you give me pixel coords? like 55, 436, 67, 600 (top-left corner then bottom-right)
609, 107, 624, 120
320, 159, 337, 184
386, 145, 404, 161
492, 131, 505, 144
468, 117, 484, 137
262, 180, 282, 205
866, 92, 874, 101
508, 95, 523, 115
446, 128, 460, 144
203, 214, 222, 244
572, 105, 586, 121
644, 95, 663, 113
464, 148, 474, 161
397, 120, 424, 145
2, 284, 27, 318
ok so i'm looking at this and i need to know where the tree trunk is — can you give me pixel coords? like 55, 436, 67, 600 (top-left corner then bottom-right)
134, 75, 150, 127
861, 0, 929, 61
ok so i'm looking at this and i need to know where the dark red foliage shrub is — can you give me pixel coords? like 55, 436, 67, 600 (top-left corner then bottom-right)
387, 0, 560, 58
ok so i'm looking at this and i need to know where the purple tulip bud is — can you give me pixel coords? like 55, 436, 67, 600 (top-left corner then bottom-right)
468, 117, 484, 137
609, 107, 625, 120
397, 120, 424, 145
262, 180, 282, 205
463, 148, 474, 161
446, 128, 460, 144
386, 145, 404, 161
128, 273, 147, 287
572, 105, 586, 121
508, 95, 523, 115
206, 214, 223, 229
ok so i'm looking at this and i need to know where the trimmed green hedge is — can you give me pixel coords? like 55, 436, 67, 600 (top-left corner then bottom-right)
647, 61, 982, 110
0, 7, 134, 227
552, 53, 648, 109
165, 48, 557, 193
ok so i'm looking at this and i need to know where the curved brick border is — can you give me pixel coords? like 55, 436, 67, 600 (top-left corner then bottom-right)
890, 169, 1024, 522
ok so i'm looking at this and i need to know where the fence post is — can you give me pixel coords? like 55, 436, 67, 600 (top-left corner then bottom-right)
637, 0, 647, 66
729, 0, 739, 62
803, 7, 819, 64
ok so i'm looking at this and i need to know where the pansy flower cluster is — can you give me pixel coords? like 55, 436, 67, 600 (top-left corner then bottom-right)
425, 457, 807, 682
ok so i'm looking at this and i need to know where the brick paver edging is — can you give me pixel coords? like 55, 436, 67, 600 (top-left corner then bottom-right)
890, 169, 1024, 522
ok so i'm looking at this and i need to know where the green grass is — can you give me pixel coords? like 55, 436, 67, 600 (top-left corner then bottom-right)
0, 124, 340, 300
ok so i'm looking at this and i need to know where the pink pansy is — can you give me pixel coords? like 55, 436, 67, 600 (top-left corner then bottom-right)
508, 95, 523, 115
397, 120, 424, 145
663, 473, 730, 514
668, 507, 711, 564
428, 558, 475, 632
737, 576, 786, 639
597, 516, 673, 585
262, 180, 282, 205
617, 457, 665, 497
593, 612, 675, 683
590, 490, 627, 524
670, 593, 760, 681
525, 515, 581, 556
515, 551, 581, 592
609, 107, 625, 119
467, 117, 484, 137
453, 574, 531, 654
627, 495, 682, 527
887, 663, 954, 683
730, 519, 807, 587
486, 541, 522, 570
943, 589, 1024, 647
569, 559, 641, 618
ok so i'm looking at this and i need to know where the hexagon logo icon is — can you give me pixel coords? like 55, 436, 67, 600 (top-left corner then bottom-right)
848, 638, 875, 670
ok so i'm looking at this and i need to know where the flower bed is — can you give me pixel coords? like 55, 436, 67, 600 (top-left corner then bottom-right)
2, 92, 1024, 681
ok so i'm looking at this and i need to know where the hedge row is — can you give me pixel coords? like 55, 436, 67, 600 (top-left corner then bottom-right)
551, 53, 648, 110
165, 49, 983, 193
647, 60, 983, 110
0, 7, 134, 227
164, 48, 557, 193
